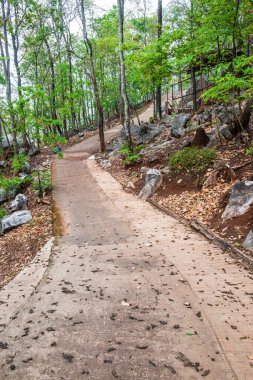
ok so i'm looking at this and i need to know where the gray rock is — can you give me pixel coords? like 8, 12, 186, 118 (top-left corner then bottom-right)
78, 132, 84, 137
139, 169, 163, 200
160, 166, 170, 175
19, 173, 29, 180
28, 148, 41, 157
242, 229, 253, 249
120, 124, 163, 145
0, 188, 18, 204
141, 140, 172, 154
140, 143, 165, 162
1, 135, 23, 150
170, 114, 190, 138
140, 167, 147, 173
161, 114, 173, 126
101, 160, 111, 169
1, 210, 32, 233
0, 161, 8, 168
0, 188, 8, 203
23, 162, 31, 174
9, 194, 28, 212
222, 180, 253, 220
220, 125, 233, 140
207, 127, 230, 147
107, 139, 123, 153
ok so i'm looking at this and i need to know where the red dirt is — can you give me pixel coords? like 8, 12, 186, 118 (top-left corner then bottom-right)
107, 140, 253, 258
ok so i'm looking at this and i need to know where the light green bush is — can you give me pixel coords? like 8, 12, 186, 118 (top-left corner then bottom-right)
168, 146, 217, 173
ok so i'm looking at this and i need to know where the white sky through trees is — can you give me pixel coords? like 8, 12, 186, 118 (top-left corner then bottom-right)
70, 0, 171, 33
92, 0, 170, 15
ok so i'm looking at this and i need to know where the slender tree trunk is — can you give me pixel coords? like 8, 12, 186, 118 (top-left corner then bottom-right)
44, 39, 62, 135
191, 66, 197, 111
79, 0, 105, 151
11, 7, 30, 151
0, 0, 18, 153
67, 49, 76, 130
156, 0, 162, 119
117, 0, 133, 151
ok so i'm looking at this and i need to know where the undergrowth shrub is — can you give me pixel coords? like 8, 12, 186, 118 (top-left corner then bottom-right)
11, 153, 29, 173
0, 176, 32, 192
119, 143, 144, 165
32, 170, 54, 197
168, 146, 217, 173
0, 207, 8, 219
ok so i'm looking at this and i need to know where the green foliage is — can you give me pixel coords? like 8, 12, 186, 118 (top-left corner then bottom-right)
245, 142, 253, 157
11, 153, 29, 173
32, 170, 53, 196
168, 147, 217, 173
0, 176, 32, 192
203, 56, 253, 103
119, 143, 144, 165
0, 207, 8, 219
57, 151, 64, 159
43, 133, 67, 147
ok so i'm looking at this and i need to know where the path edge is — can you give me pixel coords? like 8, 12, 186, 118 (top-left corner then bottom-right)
0, 237, 54, 332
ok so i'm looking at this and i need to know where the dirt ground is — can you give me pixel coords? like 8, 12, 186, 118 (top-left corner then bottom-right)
106, 138, 253, 258
0, 129, 99, 289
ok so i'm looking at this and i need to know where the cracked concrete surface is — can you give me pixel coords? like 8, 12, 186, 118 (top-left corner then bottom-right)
0, 126, 252, 379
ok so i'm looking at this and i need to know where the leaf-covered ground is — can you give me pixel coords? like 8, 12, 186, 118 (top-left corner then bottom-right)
0, 130, 98, 289
106, 140, 253, 257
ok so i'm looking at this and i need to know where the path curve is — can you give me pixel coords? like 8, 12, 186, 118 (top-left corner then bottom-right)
0, 105, 252, 379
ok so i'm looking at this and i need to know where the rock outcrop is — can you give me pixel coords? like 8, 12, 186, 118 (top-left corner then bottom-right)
9, 194, 28, 212
139, 169, 163, 200
170, 114, 190, 138
1, 210, 32, 233
120, 124, 163, 145
222, 180, 253, 220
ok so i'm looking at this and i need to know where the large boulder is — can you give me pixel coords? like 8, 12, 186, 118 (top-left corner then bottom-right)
140, 141, 172, 163
120, 124, 163, 145
191, 128, 210, 147
139, 169, 163, 200
242, 229, 253, 250
1, 210, 32, 233
222, 180, 253, 220
9, 194, 28, 212
170, 114, 190, 138
213, 105, 240, 126
0, 188, 18, 204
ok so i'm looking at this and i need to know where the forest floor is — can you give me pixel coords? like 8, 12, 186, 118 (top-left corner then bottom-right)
1, 97, 253, 289
1, 122, 252, 379
0, 102, 151, 289
106, 127, 253, 260
0, 130, 97, 289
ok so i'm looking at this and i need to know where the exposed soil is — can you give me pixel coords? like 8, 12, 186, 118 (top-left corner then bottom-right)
106, 139, 253, 258
0, 129, 101, 289
0, 98, 154, 290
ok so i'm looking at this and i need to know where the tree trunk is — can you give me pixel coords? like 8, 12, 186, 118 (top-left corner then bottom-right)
240, 98, 253, 131
0, 0, 18, 154
79, 0, 105, 152
230, 98, 253, 136
191, 66, 197, 112
44, 39, 62, 135
156, 0, 162, 119
11, 6, 30, 151
117, 0, 133, 151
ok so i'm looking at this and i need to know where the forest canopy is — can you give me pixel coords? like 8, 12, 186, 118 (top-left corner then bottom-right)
0, 0, 252, 153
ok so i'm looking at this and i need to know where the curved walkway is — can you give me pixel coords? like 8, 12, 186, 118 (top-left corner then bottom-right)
0, 121, 252, 379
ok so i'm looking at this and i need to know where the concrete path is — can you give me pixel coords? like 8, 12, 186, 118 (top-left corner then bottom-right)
0, 119, 252, 379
